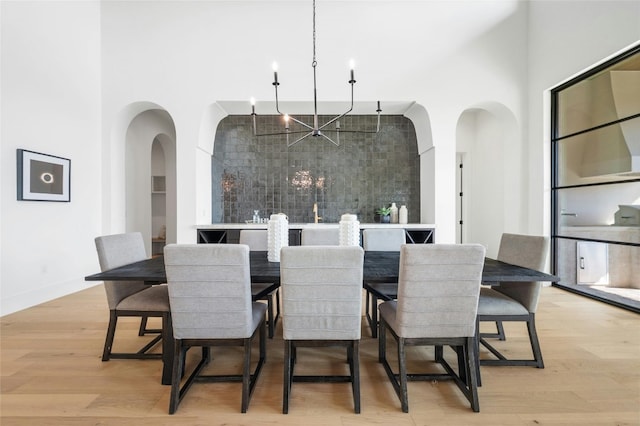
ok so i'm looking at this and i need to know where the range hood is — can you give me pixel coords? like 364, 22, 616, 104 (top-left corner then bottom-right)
580, 70, 640, 177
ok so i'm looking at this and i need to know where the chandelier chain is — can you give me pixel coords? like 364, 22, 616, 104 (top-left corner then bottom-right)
312, 0, 317, 68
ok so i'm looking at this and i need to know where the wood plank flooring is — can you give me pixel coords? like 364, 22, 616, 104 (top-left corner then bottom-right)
1, 285, 639, 425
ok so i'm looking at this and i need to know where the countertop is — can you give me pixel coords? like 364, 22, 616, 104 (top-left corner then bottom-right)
196, 223, 436, 229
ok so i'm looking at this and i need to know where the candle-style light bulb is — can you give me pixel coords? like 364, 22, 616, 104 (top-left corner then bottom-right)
250, 97, 256, 114
284, 114, 290, 130
272, 61, 279, 84
349, 59, 355, 83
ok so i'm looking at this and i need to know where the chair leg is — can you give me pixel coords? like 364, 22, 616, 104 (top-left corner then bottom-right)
266, 294, 275, 338
479, 314, 544, 368
138, 316, 148, 336
241, 337, 252, 413
435, 345, 444, 362
102, 311, 118, 361
378, 316, 386, 362
370, 294, 379, 338
474, 323, 482, 387
527, 314, 544, 368
351, 341, 361, 414
161, 312, 173, 385
496, 321, 506, 340
274, 289, 281, 326
365, 290, 372, 335
397, 337, 409, 413
169, 339, 184, 414
283, 340, 292, 414
465, 337, 480, 412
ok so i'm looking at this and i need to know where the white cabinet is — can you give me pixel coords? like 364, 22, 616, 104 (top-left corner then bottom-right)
577, 241, 608, 285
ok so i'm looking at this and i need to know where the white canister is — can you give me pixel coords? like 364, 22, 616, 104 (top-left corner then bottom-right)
339, 214, 360, 246
267, 213, 288, 262
399, 205, 408, 224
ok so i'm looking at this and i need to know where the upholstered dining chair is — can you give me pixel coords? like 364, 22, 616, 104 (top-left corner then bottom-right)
476, 233, 549, 369
362, 228, 406, 337
362, 228, 406, 251
378, 243, 485, 413
94, 232, 170, 362
300, 227, 340, 245
164, 244, 267, 414
240, 229, 280, 338
280, 245, 364, 414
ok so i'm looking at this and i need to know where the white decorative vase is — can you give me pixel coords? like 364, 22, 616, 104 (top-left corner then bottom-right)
399, 205, 408, 224
390, 203, 399, 224
267, 213, 288, 262
339, 214, 360, 246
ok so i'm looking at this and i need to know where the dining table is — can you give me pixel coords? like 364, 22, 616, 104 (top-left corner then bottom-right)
85, 250, 559, 384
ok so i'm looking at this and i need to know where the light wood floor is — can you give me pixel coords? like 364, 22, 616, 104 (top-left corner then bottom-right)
1, 285, 639, 425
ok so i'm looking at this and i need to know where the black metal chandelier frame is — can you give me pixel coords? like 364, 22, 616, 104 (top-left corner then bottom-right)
251, 0, 381, 147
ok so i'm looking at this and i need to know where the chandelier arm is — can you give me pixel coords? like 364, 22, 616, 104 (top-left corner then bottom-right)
273, 78, 314, 131
287, 131, 315, 147
318, 81, 354, 131
254, 130, 314, 137
319, 129, 380, 134
318, 108, 353, 131
287, 115, 314, 130
319, 132, 340, 147
273, 77, 284, 116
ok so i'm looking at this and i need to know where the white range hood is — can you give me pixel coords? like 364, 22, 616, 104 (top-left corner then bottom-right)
580, 70, 640, 178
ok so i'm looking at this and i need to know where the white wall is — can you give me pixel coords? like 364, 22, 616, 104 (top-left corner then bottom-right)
527, 0, 640, 236
2, 0, 639, 315
1, 2, 102, 315
99, 0, 528, 245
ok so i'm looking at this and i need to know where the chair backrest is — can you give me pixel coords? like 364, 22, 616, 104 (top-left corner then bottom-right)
239, 229, 268, 251
164, 244, 254, 339
495, 233, 549, 313
301, 228, 340, 246
95, 232, 149, 309
280, 246, 364, 340
362, 228, 406, 251
395, 244, 485, 339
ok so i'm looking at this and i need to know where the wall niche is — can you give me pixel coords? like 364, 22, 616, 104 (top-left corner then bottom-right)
212, 114, 420, 223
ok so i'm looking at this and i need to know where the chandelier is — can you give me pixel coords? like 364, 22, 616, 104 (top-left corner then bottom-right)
250, 0, 381, 147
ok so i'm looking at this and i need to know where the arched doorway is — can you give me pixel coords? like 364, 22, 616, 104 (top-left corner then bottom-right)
456, 103, 520, 257
110, 104, 177, 255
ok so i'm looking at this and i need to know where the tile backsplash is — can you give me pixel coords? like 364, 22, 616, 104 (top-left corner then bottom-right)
212, 114, 420, 223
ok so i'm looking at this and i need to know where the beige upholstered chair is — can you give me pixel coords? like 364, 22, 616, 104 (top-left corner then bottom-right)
94, 232, 170, 362
300, 227, 340, 245
239, 229, 268, 251
362, 228, 406, 251
378, 244, 485, 413
362, 228, 406, 337
280, 246, 364, 414
476, 233, 549, 368
164, 244, 266, 414
240, 230, 280, 338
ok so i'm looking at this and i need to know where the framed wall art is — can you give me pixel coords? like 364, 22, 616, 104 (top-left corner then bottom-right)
17, 149, 71, 202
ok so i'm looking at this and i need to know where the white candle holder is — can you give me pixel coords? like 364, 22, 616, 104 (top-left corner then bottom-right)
339, 214, 360, 246
267, 213, 288, 262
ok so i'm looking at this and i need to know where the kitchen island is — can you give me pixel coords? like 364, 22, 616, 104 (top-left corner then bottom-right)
196, 223, 436, 245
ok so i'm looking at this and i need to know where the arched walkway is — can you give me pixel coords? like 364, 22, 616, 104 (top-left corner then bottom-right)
456, 102, 520, 256
108, 103, 177, 254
